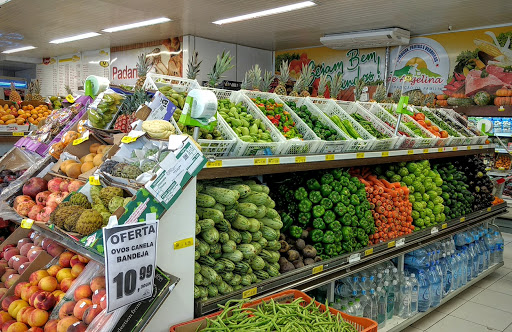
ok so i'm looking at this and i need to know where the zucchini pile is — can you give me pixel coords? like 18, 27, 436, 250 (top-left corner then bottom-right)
195, 179, 283, 301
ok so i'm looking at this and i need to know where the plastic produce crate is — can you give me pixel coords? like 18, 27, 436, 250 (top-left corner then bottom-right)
408, 106, 452, 147
310, 99, 376, 151
170, 290, 377, 332
339, 101, 399, 151
442, 108, 488, 144
433, 108, 484, 145
215, 91, 285, 156
143, 73, 201, 92
420, 106, 470, 147
282, 96, 354, 153
240, 90, 323, 155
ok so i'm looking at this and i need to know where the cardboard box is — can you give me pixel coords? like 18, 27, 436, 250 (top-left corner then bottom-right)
20, 101, 52, 110
0, 100, 17, 110
0, 228, 54, 302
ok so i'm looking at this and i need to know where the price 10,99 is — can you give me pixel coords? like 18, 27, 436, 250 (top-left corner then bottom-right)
113, 265, 153, 299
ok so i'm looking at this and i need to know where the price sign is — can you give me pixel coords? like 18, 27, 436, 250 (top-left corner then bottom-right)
396, 238, 405, 247
206, 160, 223, 168
467, 146, 471, 150
407, 150, 414, 155
438, 148, 444, 152
453, 147, 458, 151
442, 223, 447, 229
312, 265, 324, 275
365, 248, 373, 256
356, 152, 365, 159
295, 156, 306, 163
387, 241, 396, 248
21, 219, 34, 229
103, 220, 158, 313
487, 207, 492, 212
73, 131, 89, 145
460, 217, 466, 222
254, 158, 267, 166
381, 151, 389, 157
12, 132, 24, 137
348, 253, 361, 263
242, 287, 257, 299
89, 175, 101, 186
423, 149, 429, 154
268, 158, 280, 165
325, 154, 335, 161
174, 238, 194, 250
431, 227, 439, 234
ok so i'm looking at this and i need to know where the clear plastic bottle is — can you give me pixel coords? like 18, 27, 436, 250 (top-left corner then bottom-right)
346, 301, 356, 316
409, 273, 419, 317
398, 276, 411, 318
369, 288, 378, 322
450, 253, 459, 290
439, 253, 451, 297
495, 231, 504, 263
486, 232, 496, 265
360, 289, 371, 319
428, 266, 442, 307
417, 269, 431, 312
376, 287, 387, 328
353, 298, 364, 317
340, 305, 347, 313
458, 252, 467, 287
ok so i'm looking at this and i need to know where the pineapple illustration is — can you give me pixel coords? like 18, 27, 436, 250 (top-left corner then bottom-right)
317, 74, 329, 98
274, 60, 289, 95
186, 51, 202, 80
330, 72, 343, 100
207, 51, 235, 88
299, 64, 313, 97
8, 83, 21, 103
260, 70, 274, 92
289, 75, 304, 97
251, 65, 262, 91
373, 84, 387, 103
135, 53, 151, 90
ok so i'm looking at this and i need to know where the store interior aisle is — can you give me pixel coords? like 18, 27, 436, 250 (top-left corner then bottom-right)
402, 232, 512, 332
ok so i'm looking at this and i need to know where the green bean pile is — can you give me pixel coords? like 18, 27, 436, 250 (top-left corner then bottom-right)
199, 298, 359, 332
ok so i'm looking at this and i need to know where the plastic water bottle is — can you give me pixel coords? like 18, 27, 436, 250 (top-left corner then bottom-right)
495, 231, 504, 263
434, 260, 444, 296
439, 254, 451, 297
369, 288, 378, 322
417, 269, 431, 312
428, 266, 442, 308
340, 305, 347, 313
398, 276, 411, 318
376, 287, 387, 327
409, 273, 419, 317
346, 301, 356, 316
353, 298, 363, 317
448, 253, 458, 291
486, 232, 496, 265
384, 281, 396, 320
458, 252, 467, 286
482, 235, 491, 269
360, 290, 371, 318
465, 247, 474, 281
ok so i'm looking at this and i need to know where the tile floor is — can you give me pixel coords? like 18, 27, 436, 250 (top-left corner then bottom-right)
401, 232, 512, 332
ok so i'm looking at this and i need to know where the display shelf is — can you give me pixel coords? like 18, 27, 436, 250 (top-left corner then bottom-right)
199, 145, 494, 180
380, 261, 504, 332
455, 105, 512, 117
194, 203, 506, 316
494, 133, 512, 137
495, 148, 511, 154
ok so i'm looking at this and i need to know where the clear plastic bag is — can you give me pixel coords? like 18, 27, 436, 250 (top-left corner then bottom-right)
88, 90, 125, 130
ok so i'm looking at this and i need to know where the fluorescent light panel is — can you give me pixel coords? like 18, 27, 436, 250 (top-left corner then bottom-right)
50, 32, 100, 44
2, 46, 36, 54
213, 1, 315, 25
102, 17, 171, 32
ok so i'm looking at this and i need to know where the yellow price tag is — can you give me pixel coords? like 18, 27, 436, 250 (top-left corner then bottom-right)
242, 287, 257, 299
407, 150, 414, 155
423, 149, 429, 154
487, 207, 492, 212
467, 146, 471, 150
268, 158, 280, 165
325, 154, 335, 161
65, 94, 75, 103
381, 151, 389, 157
21, 219, 34, 229
438, 147, 444, 152
12, 132, 24, 137
72, 131, 89, 145
89, 176, 101, 186
479, 145, 483, 149
356, 152, 365, 159
173, 238, 194, 250
312, 265, 324, 275
254, 158, 267, 166
460, 217, 466, 222
206, 160, 223, 168
365, 248, 374, 256
442, 223, 447, 229
121, 136, 138, 144
387, 241, 396, 249
295, 156, 306, 163
453, 147, 458, 151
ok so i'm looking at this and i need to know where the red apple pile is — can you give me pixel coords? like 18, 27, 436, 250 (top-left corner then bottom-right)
14, 178, 84, 223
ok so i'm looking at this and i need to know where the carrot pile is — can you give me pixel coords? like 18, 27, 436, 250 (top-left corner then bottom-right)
492, 196, 505, 205
350, 167, 414, 244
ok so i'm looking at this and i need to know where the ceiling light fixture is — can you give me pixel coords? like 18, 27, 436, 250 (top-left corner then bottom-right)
50, 32, 100, 44
102, 17, 171, 33
2, 46, 36, 54
213, 1, 315, 25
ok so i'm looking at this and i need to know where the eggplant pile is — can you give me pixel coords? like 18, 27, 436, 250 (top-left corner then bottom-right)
452, 156, 494, 211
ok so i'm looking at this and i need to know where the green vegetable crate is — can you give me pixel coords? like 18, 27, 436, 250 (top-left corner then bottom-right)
380, 103, 438, 148
242, 91, 323, 154
439, 108, 487, 145
143, 72, 201, 93
364, 102, 429, 149
419, 107, 471, 146
311, 98, 377, 151
338, 101, 399, 151
282, 96, 354, 154
216, 91, 286, 156
170, 290, 377, 332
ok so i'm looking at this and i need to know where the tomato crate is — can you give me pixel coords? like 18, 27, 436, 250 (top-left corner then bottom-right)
170, 290, 377, 332
240, 90, 323, 155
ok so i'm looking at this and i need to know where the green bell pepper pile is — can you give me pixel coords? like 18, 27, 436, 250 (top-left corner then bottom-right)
285, 101, 345, 141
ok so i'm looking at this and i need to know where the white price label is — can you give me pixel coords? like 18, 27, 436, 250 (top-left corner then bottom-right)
431, 227, 439, 235
103, 220, 158, 313
348, 253, 361, 263
396, 238, 405, 247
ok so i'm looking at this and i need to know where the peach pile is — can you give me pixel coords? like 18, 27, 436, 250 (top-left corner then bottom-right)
0, 251, 93, 331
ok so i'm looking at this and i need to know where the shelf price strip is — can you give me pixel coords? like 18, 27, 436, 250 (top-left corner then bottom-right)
103, 219, 158, 313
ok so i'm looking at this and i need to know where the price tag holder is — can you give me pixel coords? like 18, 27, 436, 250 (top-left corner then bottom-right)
460, 217, 466, 222
407, 150, 414, 155
268, 158, 280, 165
431, 227, 439, 235
174, 238, 194, 250
382, 151, 389, 157
254, 158, 267, 166
312, 265, 324, 275
242, 287, 257, 299
387, 241, 396, 249
12, 132, 24, 137
356, 152, 365, 159
103, 219, 158, 313
442, 223, 448, 229
325, 154, 335, 161
365, 248, 373, 256
396, 238, 405, 247
89, 175, 101, 186
206, 160, 223, 168
295, 156, 306, 163
21, 219, 34, 229
487, 207, 492, 212
73, 131, 90, 145
348, 253, 361, 263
